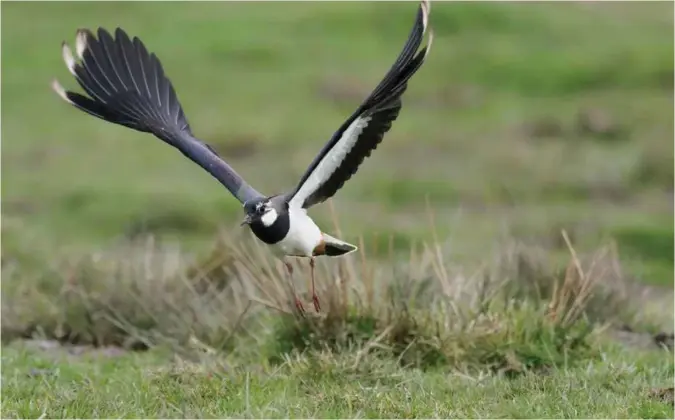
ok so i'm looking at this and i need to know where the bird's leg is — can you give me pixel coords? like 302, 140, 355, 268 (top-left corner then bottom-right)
285, 260, 305, 315
310, 257, 320, 312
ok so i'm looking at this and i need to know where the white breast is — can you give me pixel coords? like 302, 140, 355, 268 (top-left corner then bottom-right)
272, 206, 323, 258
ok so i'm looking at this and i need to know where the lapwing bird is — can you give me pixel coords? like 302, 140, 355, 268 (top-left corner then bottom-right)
52, 1, 433, 314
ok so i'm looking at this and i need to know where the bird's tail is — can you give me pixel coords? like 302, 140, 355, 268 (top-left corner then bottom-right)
321, 233, 358, 257
52, 27, 191, 142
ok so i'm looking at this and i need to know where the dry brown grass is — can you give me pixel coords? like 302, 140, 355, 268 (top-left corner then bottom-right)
3, 208, 668, 374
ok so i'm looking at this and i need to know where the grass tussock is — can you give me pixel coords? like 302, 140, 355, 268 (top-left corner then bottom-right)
4, 209, 668, 375
261, 230, 624, 374
1, 236, 250, 351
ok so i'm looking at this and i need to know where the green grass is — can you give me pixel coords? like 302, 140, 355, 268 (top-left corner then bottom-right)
2, 343, 673, 418
1, 1, 674, 418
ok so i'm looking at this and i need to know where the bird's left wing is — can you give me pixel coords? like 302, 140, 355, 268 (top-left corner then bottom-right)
285, 0, 433, 209
52, 27, 264, 205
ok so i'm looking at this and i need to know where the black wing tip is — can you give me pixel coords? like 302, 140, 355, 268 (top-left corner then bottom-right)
113, 27, 130, 41
57, 25, 139, 89
96, 26, 134, 46
73, 27, 135, 48
96, 27, 110, 37
362, 0, 432, 109
394, 0, 434, 75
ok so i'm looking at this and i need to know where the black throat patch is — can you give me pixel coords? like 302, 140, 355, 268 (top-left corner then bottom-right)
248, 210, 290, 245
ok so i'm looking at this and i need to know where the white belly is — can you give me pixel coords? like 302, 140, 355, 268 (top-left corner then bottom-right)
272, 206, 322, 258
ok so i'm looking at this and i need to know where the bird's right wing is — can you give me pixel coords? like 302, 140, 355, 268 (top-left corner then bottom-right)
52, 27, 264, 204
285, 0, 432, 210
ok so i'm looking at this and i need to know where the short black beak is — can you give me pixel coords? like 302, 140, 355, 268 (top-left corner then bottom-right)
240, 214, 253, 226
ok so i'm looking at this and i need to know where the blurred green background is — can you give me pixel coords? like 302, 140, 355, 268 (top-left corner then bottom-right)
2, 1, 673, 285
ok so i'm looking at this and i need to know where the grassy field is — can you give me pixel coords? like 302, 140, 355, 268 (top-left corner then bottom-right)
2, 342, 673, 418
1, 1, 674, 418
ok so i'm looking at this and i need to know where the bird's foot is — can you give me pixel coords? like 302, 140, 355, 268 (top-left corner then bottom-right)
312, 293, 321, 312
294, 297, 306, 316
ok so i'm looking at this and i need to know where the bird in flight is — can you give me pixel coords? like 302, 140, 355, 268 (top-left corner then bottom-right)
52, 0, 433, 315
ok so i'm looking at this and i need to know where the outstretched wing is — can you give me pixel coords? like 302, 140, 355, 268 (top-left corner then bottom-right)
286, 0, 433, 209
52, 27, 264, 204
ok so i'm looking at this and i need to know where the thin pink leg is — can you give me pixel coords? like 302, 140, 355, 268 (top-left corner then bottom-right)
285, 261, 305, 315
310, 257, 320, 312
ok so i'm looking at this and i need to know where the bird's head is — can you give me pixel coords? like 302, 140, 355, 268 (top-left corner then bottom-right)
241, 198, 278, 227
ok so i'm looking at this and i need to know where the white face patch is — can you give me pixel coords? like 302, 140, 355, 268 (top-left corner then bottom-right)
260, 208, 278, 227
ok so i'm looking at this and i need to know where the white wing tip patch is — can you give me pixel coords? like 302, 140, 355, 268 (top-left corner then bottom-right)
75, 29, 88, 59
61, 42, 78, 76
420, 0, 433, 58
421, 0, 431, 30
51, 79, 72, 104
425, 29, 434, 59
